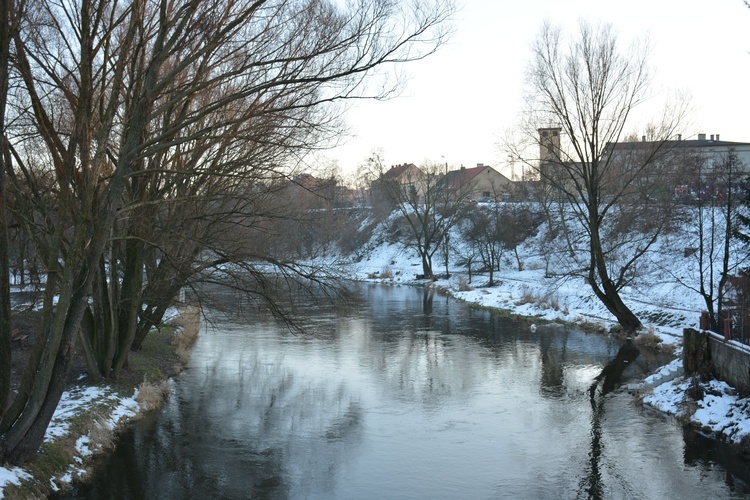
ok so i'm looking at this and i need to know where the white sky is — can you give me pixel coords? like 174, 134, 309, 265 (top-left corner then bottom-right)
325, 0, 750, 179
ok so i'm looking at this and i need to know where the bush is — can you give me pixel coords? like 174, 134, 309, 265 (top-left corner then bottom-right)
379, 267, 394, 279
633, 330, 663, 350
457, 275, 472, 291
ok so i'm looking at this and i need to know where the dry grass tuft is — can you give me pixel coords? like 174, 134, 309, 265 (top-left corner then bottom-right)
676, 397, 699, 425
633, 330, 675, 354
578, 320, 607, 333
457, 275, 472, 291
136, 380, 171, 413
86, 418, 115, 453
172, 306, 201, 366
515, 286, 560, 311
516, 286, 535, 305
379, 267, 393, 279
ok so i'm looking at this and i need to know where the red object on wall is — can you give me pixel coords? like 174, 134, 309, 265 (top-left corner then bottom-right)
700, 311, 710, 330
724, 318, 732, 341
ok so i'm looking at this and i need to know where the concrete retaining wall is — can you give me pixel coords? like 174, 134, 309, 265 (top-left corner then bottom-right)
705, 331, 750, 394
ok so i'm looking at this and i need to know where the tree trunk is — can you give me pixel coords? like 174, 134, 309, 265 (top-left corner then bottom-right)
132, 280, 183, 351
421, 251, 433, 279
488, 249, 495, 287
589, 223, 642, 333
0, 259, 91, 463
0, 0, 13, 415
111, 237, 145, 378
0, 145, 10, 414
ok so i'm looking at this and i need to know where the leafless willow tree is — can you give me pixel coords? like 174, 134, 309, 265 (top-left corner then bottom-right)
512, 21, 689, 333
0, 0, 454, 464
0, 0, 17, 427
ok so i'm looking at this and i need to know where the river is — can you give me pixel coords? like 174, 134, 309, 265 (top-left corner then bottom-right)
60, 283, 750, 499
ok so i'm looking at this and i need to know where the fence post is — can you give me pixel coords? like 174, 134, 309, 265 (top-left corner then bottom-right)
723, 317, 732, 342
700, 311, 710, 330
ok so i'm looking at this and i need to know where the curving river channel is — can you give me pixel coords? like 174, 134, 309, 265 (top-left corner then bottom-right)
62, 284, 750, 499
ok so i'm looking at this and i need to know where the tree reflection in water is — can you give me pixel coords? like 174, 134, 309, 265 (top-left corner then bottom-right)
588, 338, 640, 398
58, 285, 750, 499
580, 338, 640, 499
581, 394, 605, 499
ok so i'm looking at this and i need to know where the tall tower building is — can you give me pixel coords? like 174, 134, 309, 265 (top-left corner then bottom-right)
538, 127, 561, 163
538, 127, 561, 183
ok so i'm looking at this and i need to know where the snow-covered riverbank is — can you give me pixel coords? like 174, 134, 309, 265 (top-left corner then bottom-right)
0, 307, 190, 498
342, 228, 750, 452
4, 215, 750, 497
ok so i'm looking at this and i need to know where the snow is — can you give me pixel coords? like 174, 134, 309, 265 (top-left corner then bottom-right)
335, 207, 750, 449
4, 204, 750, 496
0, 386, 141, 498
644, 378, 750, 446
0, 467, 31, 494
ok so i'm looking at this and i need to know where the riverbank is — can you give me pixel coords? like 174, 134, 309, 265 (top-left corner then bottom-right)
0, 305, 200, 499
3, 246, 750, 497
343, 237, 750, 454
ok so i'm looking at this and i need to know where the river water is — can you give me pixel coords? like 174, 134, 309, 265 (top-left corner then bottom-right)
62, 284, 750, 499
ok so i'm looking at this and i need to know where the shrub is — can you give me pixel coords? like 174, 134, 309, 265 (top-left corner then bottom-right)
515, 286, 560, 311
633, 330, 663, 350
457, 275, 472, 291
136, 380, 171, 413
173, 306, 201, 366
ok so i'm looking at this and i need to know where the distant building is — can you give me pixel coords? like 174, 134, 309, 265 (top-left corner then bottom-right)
536, 127, 577, 196
371, 163, 427, 207
607, 133, 750, 175
607, 133, 750, 199
380, 163, 425, 185
538, 127, 750, 200
440, 163, 513, 201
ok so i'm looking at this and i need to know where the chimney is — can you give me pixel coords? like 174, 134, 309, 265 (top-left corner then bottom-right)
460, 166, 466, 170
677, 134, 682, 141
641, 136, 646, 142
716, 134, 720, 141
698, 133, 706, 141
476, 163, 484, 167
710, 134, 714, 141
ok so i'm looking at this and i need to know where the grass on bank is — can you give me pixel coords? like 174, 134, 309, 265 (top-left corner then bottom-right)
2, 306, 200, 499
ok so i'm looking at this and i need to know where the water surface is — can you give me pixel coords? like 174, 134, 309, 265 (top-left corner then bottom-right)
64, 284, 750, 499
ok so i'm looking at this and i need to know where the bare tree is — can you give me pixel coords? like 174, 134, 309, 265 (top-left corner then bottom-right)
0, 0, 455, 464
460, 206, 503, 286
460, 201, 543, 286
0, 0, 20, 418
667, 149, 747, 332
515, 21, 688, 333
381, 161, 465, 279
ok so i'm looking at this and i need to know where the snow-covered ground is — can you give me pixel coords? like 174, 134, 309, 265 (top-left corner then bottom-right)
3, 207, 750, 497
0, 306, 183, 497
339, 209, 750, 451
0, 385, 140, 497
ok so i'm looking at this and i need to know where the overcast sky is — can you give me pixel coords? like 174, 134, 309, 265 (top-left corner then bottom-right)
323, 0, 750, 179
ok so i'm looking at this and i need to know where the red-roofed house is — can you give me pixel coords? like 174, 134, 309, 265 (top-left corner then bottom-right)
371, 163, 427, 206
380, 163, 425, 185
440, 163, 513, 201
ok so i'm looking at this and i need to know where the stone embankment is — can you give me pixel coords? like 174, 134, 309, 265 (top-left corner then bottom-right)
627, 358, 685, 395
